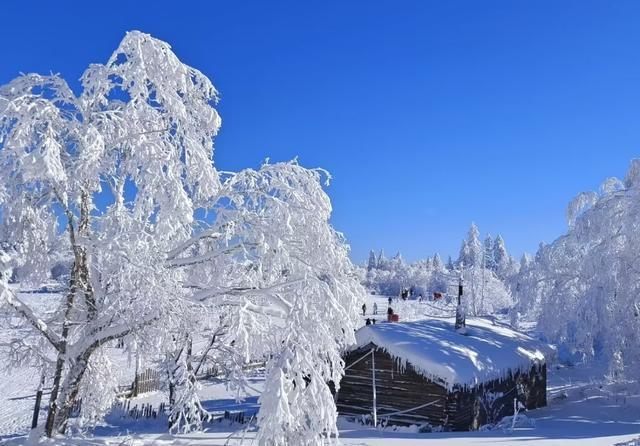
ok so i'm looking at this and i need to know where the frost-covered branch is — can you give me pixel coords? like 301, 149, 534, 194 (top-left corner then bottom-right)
0, 282, 62, 350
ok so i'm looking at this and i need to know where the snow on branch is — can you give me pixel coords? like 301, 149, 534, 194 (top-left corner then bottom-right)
0, 282, 62, 350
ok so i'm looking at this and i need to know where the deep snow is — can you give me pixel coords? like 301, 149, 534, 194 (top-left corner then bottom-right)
354, 316, 549, 389
1, 293, 639, 445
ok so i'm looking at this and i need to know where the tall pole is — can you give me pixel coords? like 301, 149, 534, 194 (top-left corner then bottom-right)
455, 263, 466, 332
457, 262, 463, 306
31, 373, 45, 429
481, 246, 486, 310
371, 348, 377, 427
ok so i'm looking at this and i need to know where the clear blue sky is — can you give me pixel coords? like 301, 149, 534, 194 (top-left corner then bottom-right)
2, 1, 640, 263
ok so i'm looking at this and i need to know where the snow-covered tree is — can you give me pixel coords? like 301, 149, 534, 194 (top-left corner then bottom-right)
483, 234, 496, 271
493, 235, 513, 279
462, 264, 513, 316
171, 161, 363, 445
363, 226, 516, 309
516, 159, 640, 379
458, 223, 482, 267
0, 31, 364, 445
366, 250, 377, 271
446, 255, 455, 270
432, 253, 444, 270
0, 30, 222, 436
520, 253, 533, 271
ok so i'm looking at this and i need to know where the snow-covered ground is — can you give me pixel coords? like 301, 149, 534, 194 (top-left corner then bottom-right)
2, 292, 640, 445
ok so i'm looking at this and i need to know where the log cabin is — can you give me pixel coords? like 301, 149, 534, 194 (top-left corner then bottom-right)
336, 317, 550, 431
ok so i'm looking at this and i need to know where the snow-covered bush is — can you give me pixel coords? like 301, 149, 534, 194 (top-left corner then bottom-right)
516, 159, 640, 379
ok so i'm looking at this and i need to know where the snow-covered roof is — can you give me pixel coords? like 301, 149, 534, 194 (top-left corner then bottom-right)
353, 318, 550, 390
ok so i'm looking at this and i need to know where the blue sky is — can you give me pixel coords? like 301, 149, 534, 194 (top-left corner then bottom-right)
2, 1, 640, 263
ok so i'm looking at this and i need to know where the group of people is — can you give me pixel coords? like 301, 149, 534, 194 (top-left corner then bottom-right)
360, 290, 446, 327
361, 297, 397, 324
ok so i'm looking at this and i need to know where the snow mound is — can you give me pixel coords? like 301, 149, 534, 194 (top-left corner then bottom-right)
353, 317, 550, 390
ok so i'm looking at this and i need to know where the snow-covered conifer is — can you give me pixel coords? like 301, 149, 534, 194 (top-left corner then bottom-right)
458, 223, 482, 268
493, 235, 511, 279
367, 250, 377, 271
483, 234, 496, 271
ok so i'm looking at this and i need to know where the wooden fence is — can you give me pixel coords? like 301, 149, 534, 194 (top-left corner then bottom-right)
32, 362, 264, 430
112, 400, 167, 420
111, 399, 249, 425
131, 368, 163, 396
125, 362, 265, 397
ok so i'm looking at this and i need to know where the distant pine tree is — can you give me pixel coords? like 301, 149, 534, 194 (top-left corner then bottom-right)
483, 234, 496, 271
446, 255, 455, 270
458, 223, 482, 267
367, 250, 377, 270
493, 235, 510, 278
432, 253, 443, 270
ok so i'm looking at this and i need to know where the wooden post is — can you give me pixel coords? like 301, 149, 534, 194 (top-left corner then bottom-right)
455, 266, 466, 332
371, 348, 377, 427
132, 354, 140, 396
31, 373, 45, 429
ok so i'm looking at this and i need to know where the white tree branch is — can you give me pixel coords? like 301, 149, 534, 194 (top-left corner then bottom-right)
192, 277, 307, 302
0, 283, 62, 351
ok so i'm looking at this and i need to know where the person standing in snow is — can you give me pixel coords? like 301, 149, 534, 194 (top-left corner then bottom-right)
373, 302, 378, 315
362, 303, 367, 316
388, 296, 392, 306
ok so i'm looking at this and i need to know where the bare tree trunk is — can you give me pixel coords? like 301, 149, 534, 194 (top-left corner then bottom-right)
78, 191, 96, 322
44, 262, 78, 437
167, 344, 183, 430
52, 352, 92, 434
186, 337, 193, 376
45, 192, 85, 437
44, 350, 66, 437
50, 329, 127, 435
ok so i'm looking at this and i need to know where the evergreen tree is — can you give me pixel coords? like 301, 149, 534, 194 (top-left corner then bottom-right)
483, 234, 496, 271
493, 235, 510, 278
367, 250, 377, 271
457, 239, 468, 267
446, 255, 455, 270
458, 223, 482, 267
432, 253, 444, 270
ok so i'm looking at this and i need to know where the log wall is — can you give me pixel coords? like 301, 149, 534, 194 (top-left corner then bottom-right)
337, 344, 449, 428
336, 344, 547, 431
